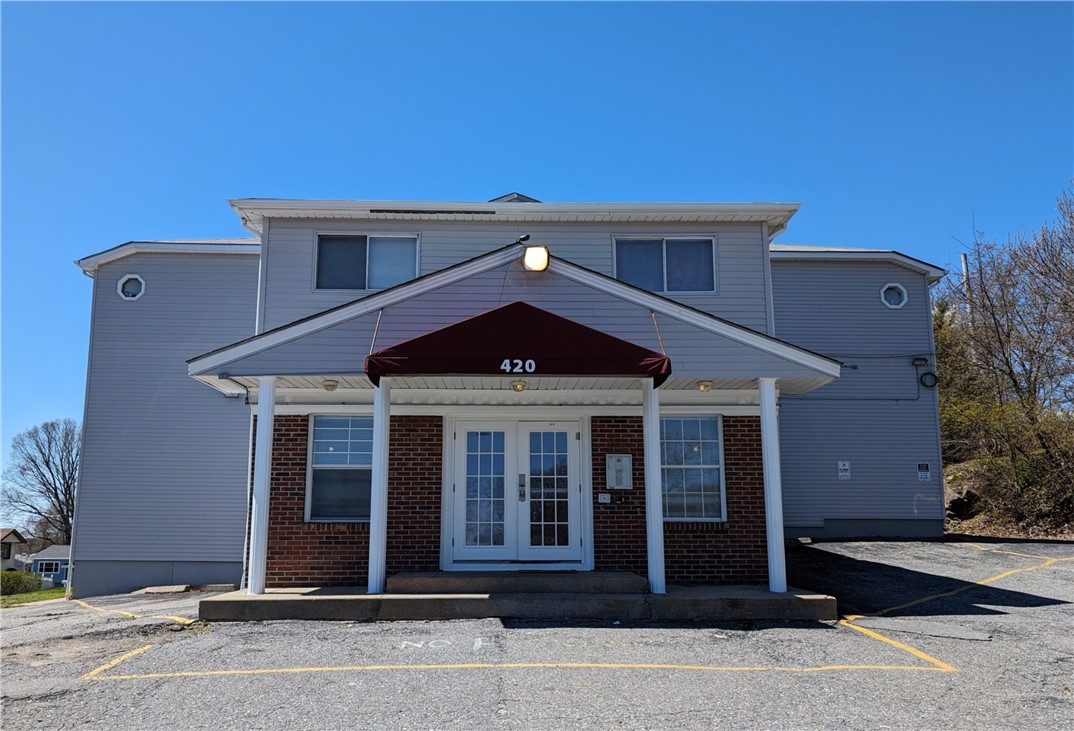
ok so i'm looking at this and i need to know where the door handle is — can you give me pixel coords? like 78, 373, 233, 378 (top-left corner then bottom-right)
518, 474, 526, 502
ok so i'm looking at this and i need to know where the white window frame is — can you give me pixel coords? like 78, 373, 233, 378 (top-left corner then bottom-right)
880, 282, 908, 309
116, 274, 145, 301
37, 560, 60, 574
312, 232, 421, 292
612, 235, 719, 294
305, 414, 375, 523
659, 414, 728, 523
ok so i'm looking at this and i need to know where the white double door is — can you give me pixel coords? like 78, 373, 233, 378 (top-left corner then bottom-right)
453, 420, 582, 562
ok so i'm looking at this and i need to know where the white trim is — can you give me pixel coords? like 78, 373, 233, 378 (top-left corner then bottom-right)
270, 402, 762, 418
549, 258, 841, 377
191, 245, 840, 380
440, 414, 595, 572
761, 222, 777, 336
230, 198, 800, 236
770, 248, 946, 282
658, 414, 728, 523
367, 377, 391, 593
248, 376, 276, 595
642, 380, 666, 594
759, 378, 787, 593
880, 282, 908, 310
77, 241, 259, 276
312, 231, 421, 292
188, 245, 525, 375
613, 235, 719, 294
116, 274, 145, 301
304, 414, 374, 524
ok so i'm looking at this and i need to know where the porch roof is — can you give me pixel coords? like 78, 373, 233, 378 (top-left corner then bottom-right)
365, 302, 672, 387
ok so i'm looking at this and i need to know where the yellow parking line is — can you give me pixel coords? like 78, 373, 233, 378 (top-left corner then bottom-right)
82, 644, 155, 680
961, 543, 1074, 561
87, 660, 946, 682
838, 620, 956, 672
73, 598, 194, 625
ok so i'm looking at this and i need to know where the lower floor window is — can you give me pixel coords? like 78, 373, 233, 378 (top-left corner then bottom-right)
37, 561, 60, 574
661, 416, 726, 521
308, 415, 373, 521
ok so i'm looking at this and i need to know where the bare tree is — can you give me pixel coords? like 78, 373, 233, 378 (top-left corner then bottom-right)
1, 419, 80, 545
935, 185, 1074, 528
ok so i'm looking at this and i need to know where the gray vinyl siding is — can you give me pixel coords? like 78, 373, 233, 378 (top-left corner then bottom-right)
73, 253, 259, 573
260, 219, 771, 333
771, 260, 944, 528
216, 264, 819, 381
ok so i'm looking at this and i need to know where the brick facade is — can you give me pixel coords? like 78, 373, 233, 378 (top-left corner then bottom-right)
590, 415, 768, 585
261, 413, 767, 588
261, 414, 442, 587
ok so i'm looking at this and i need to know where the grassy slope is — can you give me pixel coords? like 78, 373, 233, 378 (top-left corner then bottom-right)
0, 587, 67, 608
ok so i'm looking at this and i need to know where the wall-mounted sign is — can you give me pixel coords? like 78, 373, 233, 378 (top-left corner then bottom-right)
837, 460, 851, 481
918, 463, 931, 481
606, 454, 632, 489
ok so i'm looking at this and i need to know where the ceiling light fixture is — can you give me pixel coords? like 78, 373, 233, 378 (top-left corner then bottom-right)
511, 380, 527, 392
322, 380, 339, 392
697, 381, 713, 393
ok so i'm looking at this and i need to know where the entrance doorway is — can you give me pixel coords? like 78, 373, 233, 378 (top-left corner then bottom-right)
452, 420, 583, 563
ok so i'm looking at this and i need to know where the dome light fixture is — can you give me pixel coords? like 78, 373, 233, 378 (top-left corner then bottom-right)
697, 381, 713, 393
322, 380, 339, 392
511, 380, 527, 392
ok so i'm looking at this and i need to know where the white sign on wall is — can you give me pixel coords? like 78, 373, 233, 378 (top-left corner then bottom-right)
918, 463, 932, 481
837, 460, 851, 481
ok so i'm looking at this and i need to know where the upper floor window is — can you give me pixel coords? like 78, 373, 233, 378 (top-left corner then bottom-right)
315, 234, 418, 290
615, 237, 716, 293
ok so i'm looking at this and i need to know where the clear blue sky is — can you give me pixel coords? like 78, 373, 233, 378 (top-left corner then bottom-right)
2, 1, 1071, 454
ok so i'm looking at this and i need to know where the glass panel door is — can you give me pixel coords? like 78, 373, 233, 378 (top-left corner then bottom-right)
453, 421, 516, 561
517, 422, 582, 561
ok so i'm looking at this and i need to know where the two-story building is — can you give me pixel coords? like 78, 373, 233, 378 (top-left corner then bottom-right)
70, 194, 945, 600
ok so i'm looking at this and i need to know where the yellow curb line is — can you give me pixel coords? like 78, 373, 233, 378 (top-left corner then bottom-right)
73, 598, 195, 626
82, 644, 155, 680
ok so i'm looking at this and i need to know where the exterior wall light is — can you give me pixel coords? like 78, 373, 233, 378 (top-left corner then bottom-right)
523, 245, 549, 272
697, 381, 713, 393
322, 380, 339, 392
511, 380, 527, 392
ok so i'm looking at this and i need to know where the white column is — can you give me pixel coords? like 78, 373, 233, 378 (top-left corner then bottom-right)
248, 377, 276, 595
367, 377, 391, 594
642, 379, 666, 594
759, 377, 787, 593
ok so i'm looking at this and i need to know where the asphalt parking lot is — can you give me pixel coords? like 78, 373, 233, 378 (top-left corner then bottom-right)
2, 538, 1071, 730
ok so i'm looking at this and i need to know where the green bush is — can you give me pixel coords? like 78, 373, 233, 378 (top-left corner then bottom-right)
0, 571, 42, 595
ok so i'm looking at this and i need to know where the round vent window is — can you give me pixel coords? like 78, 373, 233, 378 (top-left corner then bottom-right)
118, 274, 145, 301
880, 283, 907, 309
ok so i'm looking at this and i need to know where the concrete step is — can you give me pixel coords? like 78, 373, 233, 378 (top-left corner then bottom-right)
199, 586, 837, 623
386, 571, 648, 595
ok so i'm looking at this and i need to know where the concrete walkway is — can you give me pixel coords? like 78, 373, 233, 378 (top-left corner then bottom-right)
199, 584, 836, 622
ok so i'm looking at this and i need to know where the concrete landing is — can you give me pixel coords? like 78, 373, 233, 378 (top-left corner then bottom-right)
199, 585, 837, 623
386, 571, 648, 594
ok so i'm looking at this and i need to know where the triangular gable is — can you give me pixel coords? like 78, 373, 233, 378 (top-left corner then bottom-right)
365, 302, 672, 386
189, 245, 839, 385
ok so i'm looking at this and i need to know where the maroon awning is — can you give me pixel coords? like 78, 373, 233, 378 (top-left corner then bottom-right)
365, 301, 671, 387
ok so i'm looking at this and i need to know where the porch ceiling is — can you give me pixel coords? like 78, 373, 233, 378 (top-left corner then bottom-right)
198, 373, 832, 399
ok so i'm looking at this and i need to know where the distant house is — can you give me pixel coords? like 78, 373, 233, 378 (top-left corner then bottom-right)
1, 529, 27, 571
30, 545, 71, 585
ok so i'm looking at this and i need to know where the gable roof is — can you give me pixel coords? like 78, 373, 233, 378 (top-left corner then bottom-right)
30, 544, 70, 560
770, 244, 945, 282
189, 244, 839, 385
1, 528, 27, 543
76, 239, 259, 276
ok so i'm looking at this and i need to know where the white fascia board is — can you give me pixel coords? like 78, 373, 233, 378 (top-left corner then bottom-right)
188, 244, 526, 376
230, 198, 800, 235
548, 259, 841, 378
76, 240, 259, 276
769, 249, 946, 282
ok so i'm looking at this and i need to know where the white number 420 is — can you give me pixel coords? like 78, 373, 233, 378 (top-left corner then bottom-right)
500, 358, 536, 373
